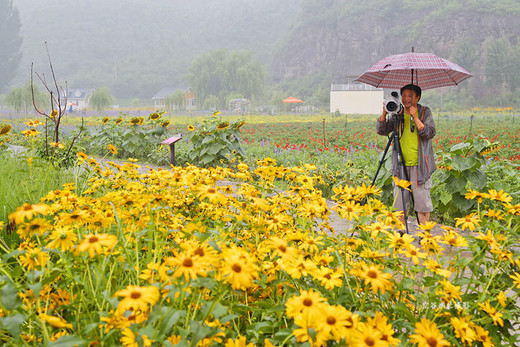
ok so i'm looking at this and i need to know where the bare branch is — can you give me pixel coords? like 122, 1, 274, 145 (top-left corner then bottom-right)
65, 117, 85, 160
31, 63, 46, 116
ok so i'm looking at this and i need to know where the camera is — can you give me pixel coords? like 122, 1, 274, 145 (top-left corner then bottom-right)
384, 91, 403, 115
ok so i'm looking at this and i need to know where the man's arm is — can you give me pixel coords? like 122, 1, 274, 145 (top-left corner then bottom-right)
416, 107, 436, 139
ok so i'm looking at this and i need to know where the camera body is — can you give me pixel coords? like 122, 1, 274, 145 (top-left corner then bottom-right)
384, 91, 403, 115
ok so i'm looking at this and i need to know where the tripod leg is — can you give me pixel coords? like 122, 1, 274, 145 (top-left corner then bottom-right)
361, 136, 393, 206
392, 132, 410, 235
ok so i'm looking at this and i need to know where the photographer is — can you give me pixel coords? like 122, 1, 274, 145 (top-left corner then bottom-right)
376, 84, 437, 226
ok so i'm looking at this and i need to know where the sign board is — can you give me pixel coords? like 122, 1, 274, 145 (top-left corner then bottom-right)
161, 136, 182, 146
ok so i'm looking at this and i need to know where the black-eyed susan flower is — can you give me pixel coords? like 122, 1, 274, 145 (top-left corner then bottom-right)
392, 176, 412, 192
285, 288, 327, 319
120, 328, 152, 347
165, 251, 205, 281
409, 318, 450, 347
114, 285, 160, 314
9, 203, 50, 225
0, 124, 11, 135
39, 313, 73, 329
454, 213, 481, 231
218, 245, 258, 290
19, 247, 50, 270
75, 233, 117, 258
46, 226, 78, 251
108, 144, 118, 155
357, 263, 393, 294
450, 316, 476, 345
188, 124, 195, 131
17, 218, 52, 239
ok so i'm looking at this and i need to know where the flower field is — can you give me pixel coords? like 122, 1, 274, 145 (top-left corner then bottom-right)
0, 110, 519, 345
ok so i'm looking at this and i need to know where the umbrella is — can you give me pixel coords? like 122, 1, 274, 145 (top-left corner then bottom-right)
354, 51, 472, 90
283, 96, 304, 103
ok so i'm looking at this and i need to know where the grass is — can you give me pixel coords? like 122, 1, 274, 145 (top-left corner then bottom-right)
0, 150, 90, 247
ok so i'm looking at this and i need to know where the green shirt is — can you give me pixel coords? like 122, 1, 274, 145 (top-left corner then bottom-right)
400, 112, 419, 166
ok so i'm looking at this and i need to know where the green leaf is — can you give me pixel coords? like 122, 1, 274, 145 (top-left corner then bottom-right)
1, 282, 21, 310
0, 313, 26, 337
439, 191, 452, 205
451, 156, 478, 171
452, 192, 475, 212
450, 142, 471, 154
445, 175, 467, 194
48, 335, 88, 347
464, 169, 487, 189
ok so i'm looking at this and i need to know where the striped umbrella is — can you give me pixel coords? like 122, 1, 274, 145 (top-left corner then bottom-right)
354, 51, 472, 90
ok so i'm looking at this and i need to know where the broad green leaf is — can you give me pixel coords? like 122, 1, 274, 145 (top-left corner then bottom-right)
464, 169, 487, 189
439, 191, 452, 205
0, 313, 26, 338
445, 175, 467, 194
451, 156, 478, 171
1, 282, 20, 310
450, 142, 471, 154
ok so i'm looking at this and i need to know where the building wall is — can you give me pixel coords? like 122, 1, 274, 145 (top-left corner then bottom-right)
330, 90, 384, 114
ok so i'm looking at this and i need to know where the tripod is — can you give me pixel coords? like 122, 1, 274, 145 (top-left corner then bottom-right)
367, 113, 419, 235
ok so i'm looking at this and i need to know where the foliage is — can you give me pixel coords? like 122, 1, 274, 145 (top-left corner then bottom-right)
82, 111, 172, 165
6, 82, 47, 114
0, 0, 22, 93
0, 155, 519, 345
0, 152, 89, 247
185, 113, 246, 168
88, 87, 114, 112
188, 50, 265, 108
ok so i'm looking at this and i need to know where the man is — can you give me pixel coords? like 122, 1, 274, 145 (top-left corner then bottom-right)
376, 84, 437, 225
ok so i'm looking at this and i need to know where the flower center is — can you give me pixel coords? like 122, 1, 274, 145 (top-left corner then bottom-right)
193, 247, 204, 257
182, 258, 193, 267
327, 316, 336, 325
130, 291, 141, 299
365, 337, 375, 346
89, 236, 99, 243
232, 264, 242, 273
367, 270, 378, 279
303, 298, 313, 307
426, 337, 438, 347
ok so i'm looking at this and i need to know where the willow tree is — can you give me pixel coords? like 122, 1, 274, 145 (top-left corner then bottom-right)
89, 87, 114, 112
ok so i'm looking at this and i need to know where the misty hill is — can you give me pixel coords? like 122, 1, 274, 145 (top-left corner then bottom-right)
272, 0, 520, 107
13, 0, 301, 99
12, 0, 520, 107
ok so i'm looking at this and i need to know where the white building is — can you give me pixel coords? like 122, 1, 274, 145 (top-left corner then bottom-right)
330, 82, 383, 114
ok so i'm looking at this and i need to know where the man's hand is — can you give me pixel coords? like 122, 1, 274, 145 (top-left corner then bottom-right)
379, 106, 387, 122
409, 106, 417, 119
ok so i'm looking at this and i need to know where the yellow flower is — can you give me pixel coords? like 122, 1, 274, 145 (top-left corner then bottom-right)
47, 226, 78, 251
16, 218, 52, 239
217, 121, 229, 130
484, 209, 505, 220
19, 248, 50, 270
350, 322, 387, 347
188, 124, 195, 131
224, 336, 254, 347
39, 313, 73, 329
450, 316, 476, 345
108, 144, 118, 155
478, 300, 504, 327
161, 121, 170, 127
509, 272, 520, 289
75, 233, 117, 258
358, 264, 393, 294
50, 110, 58, 118
9, 203, 50, 225
497, 291, 507, 307
315, 266, 343, 290
212, 110, 221, 117
218, 245, 258, 290
115, 118, 123, 125
120, 328, 152, 347
485, 189, 512, 203
285, 289, 327, 320
0, 124, 12, 135
392, 176, 412, 192
315, 304, 358, 342
454, 213, 481, 231
165, 251, 206, 281
149, 112, 161, 120
102, 117, 110, 124
114, 285, 160, 314
409, 318, 450, 347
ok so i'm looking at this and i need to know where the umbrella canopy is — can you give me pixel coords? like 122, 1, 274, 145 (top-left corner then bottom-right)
354, 52, 472, 90
283, 96, 304, 103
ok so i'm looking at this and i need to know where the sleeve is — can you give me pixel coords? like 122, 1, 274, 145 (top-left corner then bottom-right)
418, 107, 436, 140
377, 118, 393, 136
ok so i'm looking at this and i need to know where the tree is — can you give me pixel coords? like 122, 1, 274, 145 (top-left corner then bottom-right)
188, 50, 265, 107
165, 90, 185, 111
0, 0, 23, 93
89, 87, 114, 112
6, 81, 47, 114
